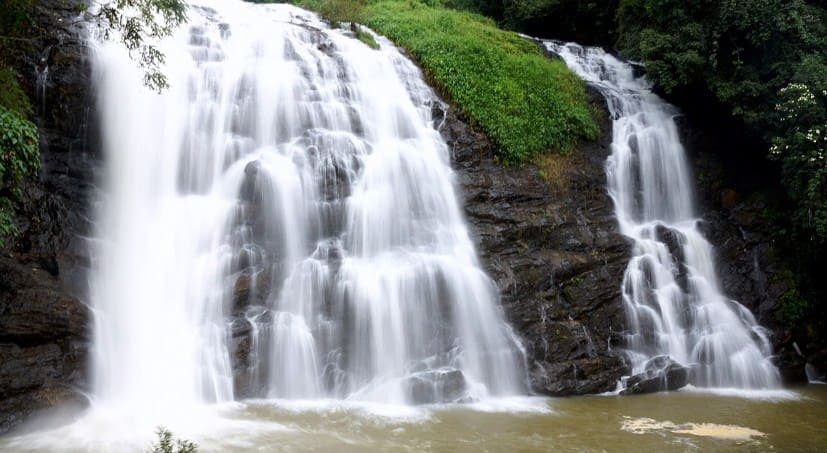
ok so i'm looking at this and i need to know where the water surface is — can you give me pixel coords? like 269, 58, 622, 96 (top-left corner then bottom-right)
4, 386, 824, 451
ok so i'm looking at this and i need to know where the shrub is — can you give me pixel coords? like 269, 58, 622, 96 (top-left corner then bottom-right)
149, 427, 198, 453
0, 104, 39, 245
770, 82, 827, 245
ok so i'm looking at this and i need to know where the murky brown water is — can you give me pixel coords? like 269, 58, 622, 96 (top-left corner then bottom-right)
3, 386, 826, 452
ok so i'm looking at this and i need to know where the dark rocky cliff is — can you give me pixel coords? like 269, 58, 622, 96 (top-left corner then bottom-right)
438, 92, 633, 396
0, 0, 94, 433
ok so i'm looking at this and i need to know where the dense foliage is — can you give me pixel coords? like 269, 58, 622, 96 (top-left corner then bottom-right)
0, 105, 39, 243
770, 83, 827, 245
294, 0, 598, 163
620, 1, 826, 239
0, 0, 39, 245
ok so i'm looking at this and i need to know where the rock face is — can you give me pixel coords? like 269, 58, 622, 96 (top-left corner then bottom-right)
438, 92, 633, 396
620, 356, 689, 395
0, 256, 89, 433
0, 0, 95, 434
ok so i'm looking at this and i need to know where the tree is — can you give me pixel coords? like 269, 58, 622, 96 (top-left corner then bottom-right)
91, 0, 189, 91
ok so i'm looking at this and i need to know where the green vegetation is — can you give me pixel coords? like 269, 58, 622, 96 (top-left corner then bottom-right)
770, 82, 827, 246
363, 1, 597, 162
294, 0, 597, 163
0, 67, 32, 118
149, 427, 197, 453
0, 105, 39, 245
0, 0, 38, 246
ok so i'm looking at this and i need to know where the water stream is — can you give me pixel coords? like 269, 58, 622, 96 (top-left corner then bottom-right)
545, 41, 780, 389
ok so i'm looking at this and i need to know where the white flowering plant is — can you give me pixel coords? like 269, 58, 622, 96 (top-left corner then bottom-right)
771, 82, 827, 243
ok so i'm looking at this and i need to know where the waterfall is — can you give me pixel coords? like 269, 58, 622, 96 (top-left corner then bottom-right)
88, 0, 526, 418
545, 41, 780, 389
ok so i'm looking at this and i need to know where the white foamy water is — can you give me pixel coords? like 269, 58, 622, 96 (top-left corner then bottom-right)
75, 0, 529, 441
545, 41, 780, 390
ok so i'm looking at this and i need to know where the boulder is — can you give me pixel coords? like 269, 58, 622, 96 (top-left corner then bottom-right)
0, 256, 89, 433
403, 368, 468, 404
620, 355, 689, 395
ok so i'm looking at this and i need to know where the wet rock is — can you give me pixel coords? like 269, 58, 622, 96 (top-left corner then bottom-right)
233, 272, 253, 308
403, 368, 468, 404
654, 224, 689, 292
533, 354, 628, 395
442, 89, 633, 396
0, 256, 89, 433
620, 355, 689, 395
230, 308, 270, 398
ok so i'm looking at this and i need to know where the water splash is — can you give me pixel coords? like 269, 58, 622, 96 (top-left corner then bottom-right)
545, 41, 780, 389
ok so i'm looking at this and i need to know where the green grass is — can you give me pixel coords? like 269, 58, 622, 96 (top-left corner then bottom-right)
353, 24, 380, 49
292, 0, 598, 163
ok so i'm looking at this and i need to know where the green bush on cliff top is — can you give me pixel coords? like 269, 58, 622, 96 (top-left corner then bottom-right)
293, 0, 598, 163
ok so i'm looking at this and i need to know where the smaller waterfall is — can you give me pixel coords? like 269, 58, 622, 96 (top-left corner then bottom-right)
546, 41, 780, 389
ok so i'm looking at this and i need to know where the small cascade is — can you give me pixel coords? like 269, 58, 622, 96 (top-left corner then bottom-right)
35, 50, 49, 117
88, 0, 526, 420
545, 41, 780, 390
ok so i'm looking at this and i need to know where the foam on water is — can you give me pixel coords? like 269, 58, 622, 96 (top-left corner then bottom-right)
678, 385, 801, 401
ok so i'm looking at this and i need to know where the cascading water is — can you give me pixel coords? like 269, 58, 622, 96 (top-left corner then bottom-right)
89, 0, 526, 424
545, 41, 780, 389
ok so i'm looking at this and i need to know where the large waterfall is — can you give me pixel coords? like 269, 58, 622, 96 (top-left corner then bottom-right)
545, 42, 780, 389
89, 0, 526, 421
